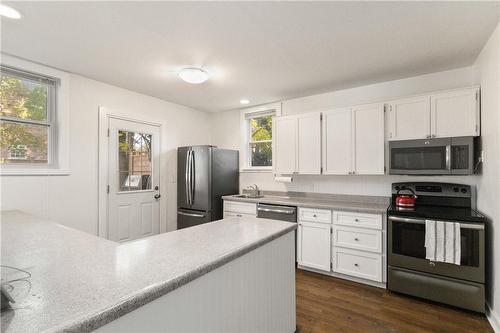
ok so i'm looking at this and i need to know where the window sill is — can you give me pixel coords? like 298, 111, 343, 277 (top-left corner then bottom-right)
240, 168, 273, 173
0, 168, 70, 176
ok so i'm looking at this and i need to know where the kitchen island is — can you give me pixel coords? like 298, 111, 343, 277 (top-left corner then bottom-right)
0, 211, 296, 332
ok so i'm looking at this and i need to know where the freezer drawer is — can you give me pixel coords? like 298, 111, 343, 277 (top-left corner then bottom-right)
177, 209, 212, 229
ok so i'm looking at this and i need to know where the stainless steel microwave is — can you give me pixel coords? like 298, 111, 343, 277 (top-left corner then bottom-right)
389, 137, 477, 175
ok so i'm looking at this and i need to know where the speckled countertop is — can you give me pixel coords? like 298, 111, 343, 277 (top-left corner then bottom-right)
0, 211, 296, 333
222, 191, 390, 214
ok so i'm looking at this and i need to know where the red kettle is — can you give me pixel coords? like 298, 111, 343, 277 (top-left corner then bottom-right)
395, 188, 418, 208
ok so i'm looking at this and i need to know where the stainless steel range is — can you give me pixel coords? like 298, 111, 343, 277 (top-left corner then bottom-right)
387, 182, 485, 313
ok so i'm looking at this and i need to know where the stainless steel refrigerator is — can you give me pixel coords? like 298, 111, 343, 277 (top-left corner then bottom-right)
177, 145, 239, 229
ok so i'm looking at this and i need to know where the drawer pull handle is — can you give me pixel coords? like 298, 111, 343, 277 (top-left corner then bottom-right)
354, 263, 359, 267
236, 214, 242, 217
354, 238, 359, 241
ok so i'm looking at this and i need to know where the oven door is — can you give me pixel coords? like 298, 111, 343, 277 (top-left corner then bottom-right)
388, 216, 484, 283
389, 138, 452, 175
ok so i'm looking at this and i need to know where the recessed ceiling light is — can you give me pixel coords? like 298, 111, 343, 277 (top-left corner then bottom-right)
0, 4, 22, 19
240, 99, 250, 105
178, 67, 209, 84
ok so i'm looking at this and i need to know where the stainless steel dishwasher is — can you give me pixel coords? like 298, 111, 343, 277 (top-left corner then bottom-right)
256, 203, 297, 222
257, 203, 298, 263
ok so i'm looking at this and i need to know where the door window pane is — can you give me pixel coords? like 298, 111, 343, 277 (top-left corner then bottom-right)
0, 121, 48, 164
118, 130, 152, 191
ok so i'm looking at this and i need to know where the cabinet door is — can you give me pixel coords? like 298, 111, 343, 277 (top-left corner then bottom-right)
297, 113, 321, 174
430, 88, 479, 138
297, 222, 331, 271
274, 116, 297, 174
388, 96, 430, 140
353, 104, 385, 175
322, 108, 352, 175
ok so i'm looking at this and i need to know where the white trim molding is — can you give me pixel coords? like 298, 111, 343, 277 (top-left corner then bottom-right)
0, 54, 71, 176
239, 101, 281, 172
97, 106, 165, 239
488, 303, 500, 333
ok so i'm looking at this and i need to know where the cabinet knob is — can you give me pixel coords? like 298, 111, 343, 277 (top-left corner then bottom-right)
313, 214, 317, 218
236, 214, 242, 217
354, 263, 359, 267
354, 218, 359, 222
354, 238, 359, 241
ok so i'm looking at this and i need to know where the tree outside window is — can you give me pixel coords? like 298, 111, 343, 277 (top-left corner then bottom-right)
248, 114, 273, 167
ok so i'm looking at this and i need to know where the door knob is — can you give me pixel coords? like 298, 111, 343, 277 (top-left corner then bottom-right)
154, 194, 161, 199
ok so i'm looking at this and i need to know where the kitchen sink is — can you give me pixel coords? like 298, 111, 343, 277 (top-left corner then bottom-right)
232, 194, 264, 199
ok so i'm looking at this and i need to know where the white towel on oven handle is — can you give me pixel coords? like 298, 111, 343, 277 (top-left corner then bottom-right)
425, 220, 461, 265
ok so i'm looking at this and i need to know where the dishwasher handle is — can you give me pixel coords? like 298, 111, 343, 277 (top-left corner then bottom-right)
257, 206, 296, 215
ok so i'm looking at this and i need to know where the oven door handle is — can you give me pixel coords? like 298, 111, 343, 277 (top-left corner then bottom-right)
388, 216, 484, 230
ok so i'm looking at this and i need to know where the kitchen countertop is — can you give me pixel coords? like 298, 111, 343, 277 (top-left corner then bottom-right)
222, 191, 390, 214
0, 211, 296, 333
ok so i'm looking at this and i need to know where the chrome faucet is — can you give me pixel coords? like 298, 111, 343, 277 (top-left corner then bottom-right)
247, 184, 261, 197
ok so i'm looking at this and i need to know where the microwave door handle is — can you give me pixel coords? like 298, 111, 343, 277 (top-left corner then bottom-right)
446, 145, 451, 170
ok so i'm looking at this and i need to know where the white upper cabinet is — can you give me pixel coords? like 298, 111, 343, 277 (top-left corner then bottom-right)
322, 108, 352, 175
353, 104, 385, 175
431, 88, 480, 138
322, 104, 384, 175
274, 112, 321, 175
388, 87, 480, 141
387, 96, 430, 140
297, 113, 322, 174
274, 115, 297, 175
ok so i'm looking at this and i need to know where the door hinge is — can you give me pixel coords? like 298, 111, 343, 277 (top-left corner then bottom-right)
107, 185, 110, 194
330, 262, 333, 270
107, 128, 110, 137
320, 166, 323, 173
320, 114, 323, 121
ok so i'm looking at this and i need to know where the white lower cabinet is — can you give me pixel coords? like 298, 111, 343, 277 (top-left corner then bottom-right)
332, 247, 383, 282
223, 200, 257, 218
297, 207, 386, 286
297, 221, 331, 271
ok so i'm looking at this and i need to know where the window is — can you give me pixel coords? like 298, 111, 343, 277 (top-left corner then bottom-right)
247, 113, 273, 168
0, 65, 56, 166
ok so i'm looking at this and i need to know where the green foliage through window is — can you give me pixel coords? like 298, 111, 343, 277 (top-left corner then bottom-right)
249, 114, 273, 167
0, 68, 53, 164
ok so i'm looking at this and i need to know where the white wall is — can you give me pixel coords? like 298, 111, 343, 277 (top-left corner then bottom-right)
212, 66, 480, 196
1, 73, 212, 235
473, 21, 500, 330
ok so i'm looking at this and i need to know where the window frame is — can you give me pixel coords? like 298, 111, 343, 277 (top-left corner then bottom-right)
240, 102, 281, 172
0, 55, 70, 175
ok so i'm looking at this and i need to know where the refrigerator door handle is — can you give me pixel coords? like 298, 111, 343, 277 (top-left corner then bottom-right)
190, 150, 195, 205
185, 150, 191, 206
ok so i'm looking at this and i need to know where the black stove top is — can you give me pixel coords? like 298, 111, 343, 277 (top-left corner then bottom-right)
387, 203, 485, 223
388, 182, 485, 223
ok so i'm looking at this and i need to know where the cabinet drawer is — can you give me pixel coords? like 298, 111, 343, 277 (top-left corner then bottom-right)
223, 211, 255, 219
333, 226, 382, 253
332, 248, 382, 282
223, 200, 257, 215
299, 208, 332, 224
333, 211, 382, 229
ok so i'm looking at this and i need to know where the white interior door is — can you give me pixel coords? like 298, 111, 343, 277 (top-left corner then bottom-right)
108, 117, 160, 242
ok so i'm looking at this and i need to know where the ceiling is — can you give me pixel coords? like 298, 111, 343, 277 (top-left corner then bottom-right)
1, 1, 499, 112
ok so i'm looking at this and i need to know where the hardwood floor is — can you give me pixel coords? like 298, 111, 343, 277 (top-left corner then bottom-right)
296, 269, 493, 333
